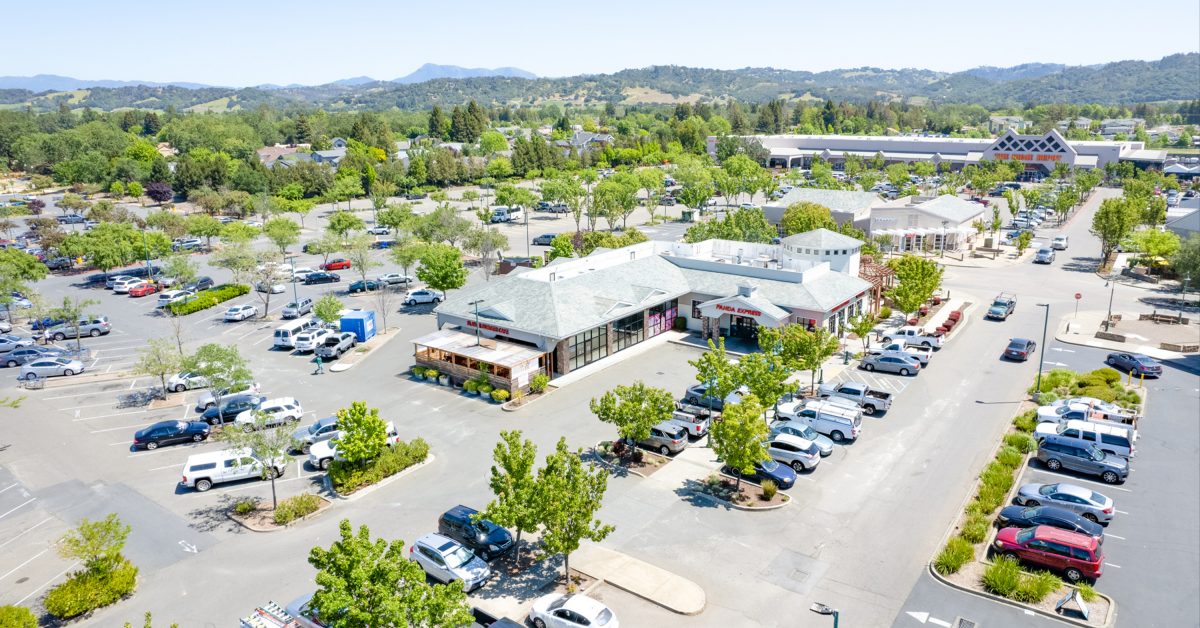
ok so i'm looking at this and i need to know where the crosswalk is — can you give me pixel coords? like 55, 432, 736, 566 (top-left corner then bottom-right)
832, 370, 912, 396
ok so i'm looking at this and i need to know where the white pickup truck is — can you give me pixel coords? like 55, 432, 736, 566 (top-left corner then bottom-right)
867, 342, 932, 365
668, 409, 710, 437
816, 381, 893, 415
882, 325, 942, 349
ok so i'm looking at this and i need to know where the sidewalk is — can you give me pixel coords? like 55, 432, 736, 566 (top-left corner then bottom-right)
572, 543, 707, 615
1055, 310, 1196, 359
550, 330, 688, 388
931, 245, 1035, 269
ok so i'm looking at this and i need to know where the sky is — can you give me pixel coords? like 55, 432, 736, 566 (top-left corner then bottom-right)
4, 0, 1198, 86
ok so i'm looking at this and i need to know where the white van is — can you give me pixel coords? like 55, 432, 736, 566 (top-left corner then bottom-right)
273, 318, 319, 349
775, 399, 863, 442
180, 448, 285, 492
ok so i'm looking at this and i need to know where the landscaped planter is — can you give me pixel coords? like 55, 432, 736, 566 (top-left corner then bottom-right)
438, 375, 450, 386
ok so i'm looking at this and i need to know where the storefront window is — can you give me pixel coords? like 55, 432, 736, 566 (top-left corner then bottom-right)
691, 299, 703, 319
647, 299, 678, 337
613, 312, 644, 353
568, 325, 608, 371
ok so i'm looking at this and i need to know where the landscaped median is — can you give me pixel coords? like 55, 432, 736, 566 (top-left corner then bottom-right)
929, 367, 1145, 625
327, 437, 430, 496
167, 283, 250, 315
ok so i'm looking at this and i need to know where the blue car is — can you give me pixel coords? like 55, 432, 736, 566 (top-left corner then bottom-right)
725, 459, 797, 490
30, 316, 65, 330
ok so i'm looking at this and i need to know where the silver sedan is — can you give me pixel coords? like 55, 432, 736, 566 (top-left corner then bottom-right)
1014, 482, 1113, 524
19, 357, 85, 380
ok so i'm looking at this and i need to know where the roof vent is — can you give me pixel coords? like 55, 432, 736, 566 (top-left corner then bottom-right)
737, 284, 756, 297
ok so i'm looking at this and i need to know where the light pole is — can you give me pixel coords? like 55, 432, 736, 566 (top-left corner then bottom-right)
1035, 303, 1049, 401
1183, 274, 1191, 306
1103, 279, 1116, 331
286, 255, 300, 305
810, 602, 839, 628
524, 209, 531, 259
468, 299, 485, 346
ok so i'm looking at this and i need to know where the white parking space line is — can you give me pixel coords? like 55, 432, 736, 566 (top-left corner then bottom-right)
0, 549, 49, 581
45, 384, 137, 400
252, 334, 273, 346
90, 421, 163, 434
1106, 533, 1126, 540
0, 498, 36, 521
72, 408, 157, 422
0, 483, 17, 495
59, 399, 130, 411
1104, 562, 1122, 568
109, 440, 132, 446
149, 463, 185, 472
0, 517, 53, 550
1114, 509, 1130, 514
16, 560, 79, 606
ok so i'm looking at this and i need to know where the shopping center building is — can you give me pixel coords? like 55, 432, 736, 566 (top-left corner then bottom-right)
709, 129, 1167, 173
412, 231, 872, 391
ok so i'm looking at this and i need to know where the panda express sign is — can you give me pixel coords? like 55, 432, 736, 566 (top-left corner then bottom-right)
715, 303, 763, 317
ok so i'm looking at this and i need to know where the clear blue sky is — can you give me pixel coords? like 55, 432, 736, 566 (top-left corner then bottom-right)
4, 0, 1197, 86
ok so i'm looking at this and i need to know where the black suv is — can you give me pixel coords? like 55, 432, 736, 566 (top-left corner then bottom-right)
200, 393, 264, 426
438, 505, 514, 561
184, 276, 214, 293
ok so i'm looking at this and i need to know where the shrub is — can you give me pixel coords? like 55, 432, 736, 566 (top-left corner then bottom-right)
760, 479, 778, 501
529, 372, 550, 394
1012, 410, 1038, 433
1118, 390, 1141, 406
1075, 385, 1117, 403
1004, 432, 1037, 454
1073, 374, 1108, 390
1029, 368, 1076, 394
982, 555, 1022, 597
424, 368, 439, 379
934, 536, 975, 575
1088, 367, 1121, 384
879, 306, 893, 320
961, 512, 990, 544
975, 483, 1008, 514
463, 380, 478, 393
328, 437, 430, 494
996, 446, 1024, 469
1013, 570, 1061, 603
966, 499, 991, 517
478, 383, 494, 394
167, 283, 250, 315
411, 367, 425, 379
1076, 582, 1098, 602
44, 560, 138, 619
233, 498, 258, 516
491, 389, 510, 403
273, 493, 321, 525
0, 605, 37, 628
1035, 392, 1059, 404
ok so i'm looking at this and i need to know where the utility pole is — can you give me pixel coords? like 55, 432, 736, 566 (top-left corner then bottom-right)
1035, 303, 1049, 401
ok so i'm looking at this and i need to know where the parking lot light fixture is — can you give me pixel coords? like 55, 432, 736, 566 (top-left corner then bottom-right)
810, 602, 839, 627
1035, 303, 1049, 402
468, 299, 485, 346
286, 255, 299, 304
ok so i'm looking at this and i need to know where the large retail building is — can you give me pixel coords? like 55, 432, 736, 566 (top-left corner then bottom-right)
709, 128, 1166, 172
412, 230, 872, 392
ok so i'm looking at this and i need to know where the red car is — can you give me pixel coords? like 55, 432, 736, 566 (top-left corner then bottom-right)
322, 258, 351, 271
993, 525, 1103, 582
128, 282, 162, 297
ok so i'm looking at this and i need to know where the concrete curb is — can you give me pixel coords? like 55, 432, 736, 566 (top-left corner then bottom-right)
699, 471, 793, 511
926, 562, 1117, 628
588, 442, 672, 480
226, 495, 334, 533
324, 454, 435, 502
501, 387, 555, 412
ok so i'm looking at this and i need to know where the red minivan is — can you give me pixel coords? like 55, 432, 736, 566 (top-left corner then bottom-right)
994, 525, 1103, 582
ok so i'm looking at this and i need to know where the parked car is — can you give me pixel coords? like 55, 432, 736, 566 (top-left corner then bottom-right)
195, 384, 258, 410
315, 332, 357, 359
199, 393, 265, 425
0, 320, 9, 334
528, 594, 618, 628
409, 533, 493, 592
348, 279, 383, 293
28, 316, 64, 331
768, 420, 834, 457
234, 397, 303, 431
172, 238, 203, 252
3, 346, 65, 368
532, 233, 557, 246
683, 383, 725, 410
1015, 482, 1114, 523
128, 281, 162, 297
183, 276, 214, 293
767, 433, 821, 472
666, 410, 710, 438
304, 422, 400, 470
867, 342, 931, 365
993, 526, 1103, 582
19, 357, 85, 380
167, 371, 209, 393
377, 273, 413, 285
224, 304, 258, 321
636, 421, 688, 456
180, 448, 285, 492
777, 400, 863, 442
290, 267, 317, 282
282, 298, 314, 319
1036, 439, 1128, 484
0, 334, 34, 354
815, 381, 892, 415
1036, 419, 1136, 458
881, 326, 942, 349
294, 328, 332, 353
986, 293, 1017, 320
438, 504, 514, 561
1034, 248, 1056, 264
157, 290, 195, 308
996, 505, 1104, 540
112, 276, 143, 293
304, 272, 340, 285
367, 226, 391, 235
289, 416, 339, 453
321, 258, 351, 271
41, 316, 111, 341
1105, 352, 1162, 377
723, 459, 796, 490
1004, 338, 1037, 361
404, 289, 444, 306
1052, 235, 1069, 250
859, 352, 921, 376
133, 420, 210, 450
255, 281, 286, 294
490, 206, 524, 223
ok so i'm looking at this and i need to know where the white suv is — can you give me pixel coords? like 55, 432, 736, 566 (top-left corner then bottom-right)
294, 328, 332, 353
234, 397, 303, 431
766, 433, 821, 473
404, 289, 444, 306
180, 448, 286, 492
409, 533, 492, 592
282, 298, 314, 319
157, 290, 195, 308
112, 277, 142, 293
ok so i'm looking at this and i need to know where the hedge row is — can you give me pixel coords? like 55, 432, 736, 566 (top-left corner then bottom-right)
1027, 367, 1142, 407
168, 283, 250, 316
273, 493, 322, 525
329, 438, 429, 495
43, 560, 138, 619
983, 556, 1062, 603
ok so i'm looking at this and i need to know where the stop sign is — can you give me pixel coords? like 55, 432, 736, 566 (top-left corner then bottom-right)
1075, 293, 1082, 300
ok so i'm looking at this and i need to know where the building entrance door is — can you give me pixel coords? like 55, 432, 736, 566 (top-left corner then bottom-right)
730, 316, 758, 339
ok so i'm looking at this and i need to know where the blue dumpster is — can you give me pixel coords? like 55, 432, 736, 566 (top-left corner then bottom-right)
339, 310, 377, 342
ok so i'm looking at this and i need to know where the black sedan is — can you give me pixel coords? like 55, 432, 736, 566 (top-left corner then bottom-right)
304, 272, 340, 285
1003, 338, 1036, 361
532, 233, 557, 246
996, 505, 1104, 540
1105, 352, 1162, 377
133, 420, 210, 450
200, 394, 264, 425
348, 279, 382, 293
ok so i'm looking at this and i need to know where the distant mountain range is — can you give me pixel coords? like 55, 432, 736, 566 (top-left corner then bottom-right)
0, 54, 1194, 112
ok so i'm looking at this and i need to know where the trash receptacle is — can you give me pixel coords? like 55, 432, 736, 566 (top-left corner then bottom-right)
681, 209, 695, 222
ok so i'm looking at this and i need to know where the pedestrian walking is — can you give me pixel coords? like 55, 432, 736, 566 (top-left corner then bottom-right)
313, 355, 324, 375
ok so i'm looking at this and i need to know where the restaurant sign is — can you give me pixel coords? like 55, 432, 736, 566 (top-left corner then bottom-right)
467, 320, 510, 335
715, 304, 762, 317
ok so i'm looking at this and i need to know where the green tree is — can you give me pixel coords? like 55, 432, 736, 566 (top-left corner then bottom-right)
136, 338, 183, 397
182, 344, 252, 418
48, 296, 98, 350
479, 131, 508, 155
636, 168, 665, 220
344, 235, 379, 286
463, 227, 508, 281
886, 254, 944, 318
735, 352, 789, 417
0, 249, 48, 315
389, 238, 427, 279
377, 204, 416, 235
306, 231, 344, 268
58, 513, 130, 574
327, 177, 364, 212
1015, 231, 1033, 255
220, 221, 260, 244
589, 381, 674, 451
262, 217, 300, 254
308, 520, 473, 628
109, 181, 125, 198
185, 213, 223, 249
314, 295, 345, 326
683, 207, 776, 243
847, 313, 878, 352
1090, 197, 1141, 264
335, 401, 388, 466
537, 437, 614, 584
1172, 234, 1200, 286
215, 410, 292, 508
794, 326, 841, 392
687, 337, 738, 412
328, 211, 366, 238
709, 394, 770, 490
210, 240, 256, 284
0, 606, 37, 628
481, 431, 541, 566
127, 181, 144, 204
780, 201, 837, 235
1130, 229, 1181, 266
416, 243, 468, 296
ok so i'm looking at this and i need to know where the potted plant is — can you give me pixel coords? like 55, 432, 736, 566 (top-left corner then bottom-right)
491, 389, 510, 403
424, 368, 440, 382
478, 383, 494, 397
463, 380, 478, 395
438, 373, 450, 386
411, 367, 425, 380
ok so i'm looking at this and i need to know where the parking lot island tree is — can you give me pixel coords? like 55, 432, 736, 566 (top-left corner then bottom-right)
389, 237, 426, 281
537, 437, 614, 585
250, 249, 288, 317
48, 296, 99, 351
307, 519, 473, 628
306, 231, 344, 269
416, 243, 468, 297
710, 393, 771, 491
216, 410, 293, 509
886, 253, 944, 320
182, 343, 252, 417
335, 401, 388, 466
376, 203, 416, 235
344, 235, 379, 287
0, 249, 48, 316
263, 217, 300, 254
794, 326, 841, 392
314, 295, 345, 327
161, 254, 199, 288
589, 381, 675, 454
847, 313, 878, 353
463, 227, 508, 282
481, 430, 541, 567
1091, 196, 1142, 266
45, 513, 138, 620
210, 240, 256, 284
328, 210, 366, 238
136, 338, 183, 397
219, 221, 260, 244
1015, 231, 1033, 256
184, 213, 223, 249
